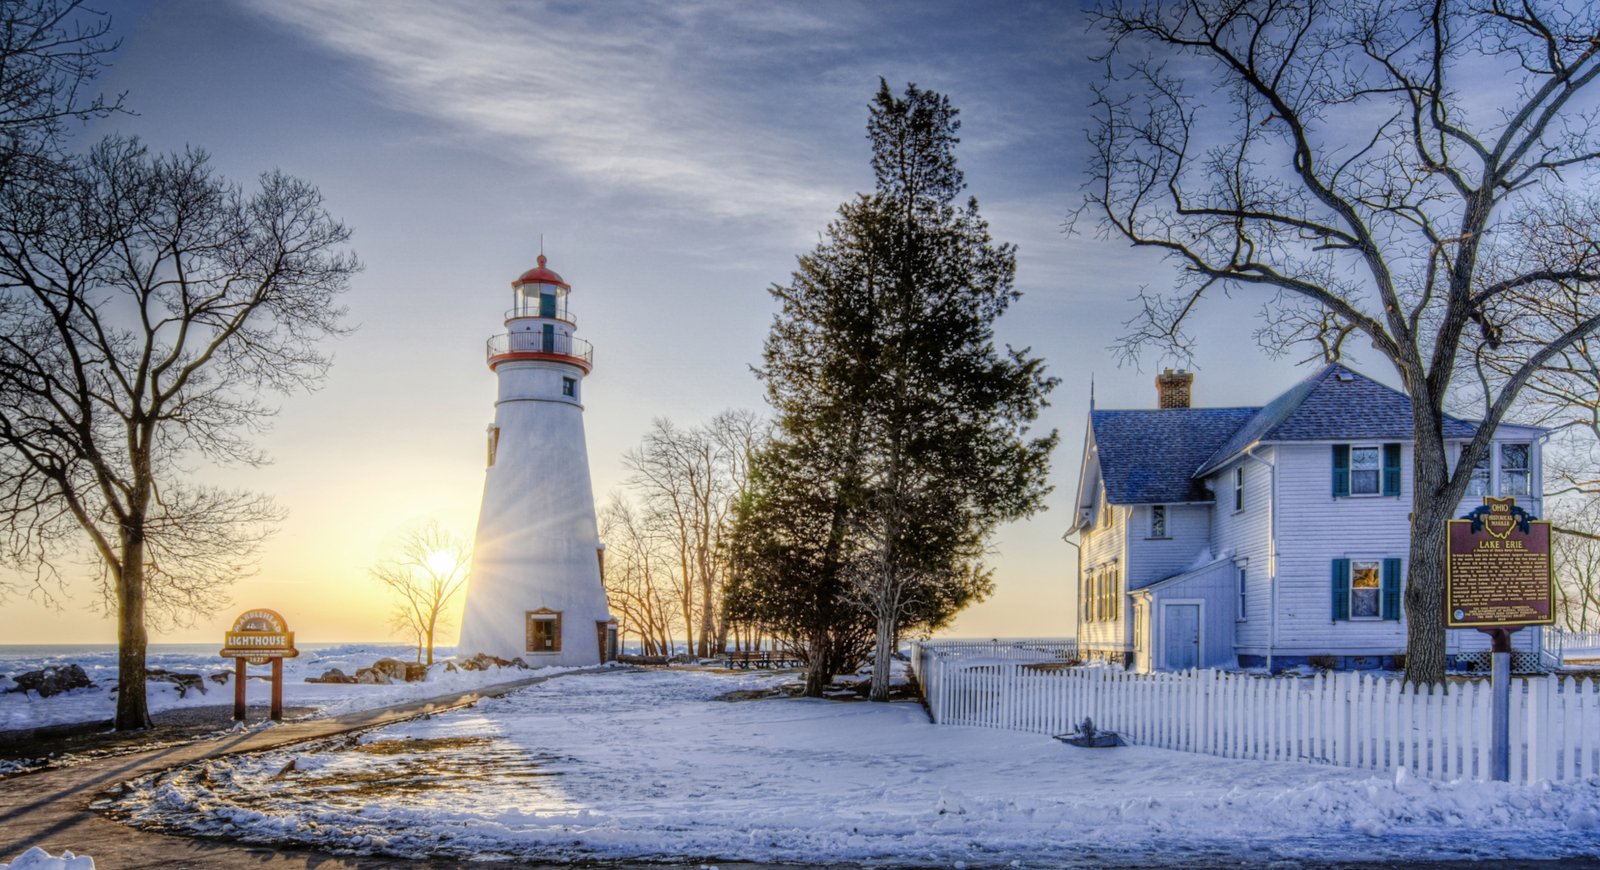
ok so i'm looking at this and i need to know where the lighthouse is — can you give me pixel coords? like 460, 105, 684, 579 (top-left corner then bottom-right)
455, 253, 616, 666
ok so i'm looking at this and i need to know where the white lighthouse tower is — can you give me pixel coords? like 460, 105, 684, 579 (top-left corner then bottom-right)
455, 253, 615, 666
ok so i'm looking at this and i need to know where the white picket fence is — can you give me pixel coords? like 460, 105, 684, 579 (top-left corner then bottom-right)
910, 642, 1600, 785
909, 638, 1079, 663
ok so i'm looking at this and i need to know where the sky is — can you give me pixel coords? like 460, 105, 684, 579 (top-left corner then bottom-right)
0, 0, 1332, 645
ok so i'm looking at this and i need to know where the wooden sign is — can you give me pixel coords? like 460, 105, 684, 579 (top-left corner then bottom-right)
220, 608, 299, 664
1444, 497, 1554, 629
220, 608, 299, 722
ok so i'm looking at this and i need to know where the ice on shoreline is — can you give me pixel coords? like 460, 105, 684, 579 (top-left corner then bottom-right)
0, 644, 551, 733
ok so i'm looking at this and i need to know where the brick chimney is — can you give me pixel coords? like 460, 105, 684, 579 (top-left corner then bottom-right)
1156, 368, 1194, 409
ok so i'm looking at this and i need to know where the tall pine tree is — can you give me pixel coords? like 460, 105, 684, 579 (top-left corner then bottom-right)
739, 80, 1057, 700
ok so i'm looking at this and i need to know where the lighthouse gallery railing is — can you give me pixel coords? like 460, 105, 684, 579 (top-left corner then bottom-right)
486, 331, 594, 365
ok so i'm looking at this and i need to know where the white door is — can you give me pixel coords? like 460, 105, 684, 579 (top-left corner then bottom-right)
1163, 603, 1200, 670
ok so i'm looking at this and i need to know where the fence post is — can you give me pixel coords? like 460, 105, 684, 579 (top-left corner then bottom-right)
1527, 675, 1549, 784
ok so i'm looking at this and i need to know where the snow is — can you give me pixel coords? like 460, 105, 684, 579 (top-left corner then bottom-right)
0, 848, 93, 869
0, 644, 563, 733
112, 668, 1600, 866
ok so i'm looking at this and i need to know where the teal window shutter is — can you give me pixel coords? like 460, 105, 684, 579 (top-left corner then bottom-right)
1332, 445, 1350, 497
1382, 558, 1402, 620
1382, 444, 1402, 496
1332, 558, 1350, 621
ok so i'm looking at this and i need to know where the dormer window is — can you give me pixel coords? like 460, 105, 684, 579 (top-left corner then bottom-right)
1500, 443, 1531, 497
1458, 441, 1533, 498
1465, 449, 1490, 496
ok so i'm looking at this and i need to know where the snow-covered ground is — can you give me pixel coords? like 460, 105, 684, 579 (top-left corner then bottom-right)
114, 668, 1600, 867
0, 848, 93, 869
0, 644, 557, 733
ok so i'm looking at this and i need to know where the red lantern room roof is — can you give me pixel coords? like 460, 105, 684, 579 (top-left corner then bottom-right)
512, 254, 570, 289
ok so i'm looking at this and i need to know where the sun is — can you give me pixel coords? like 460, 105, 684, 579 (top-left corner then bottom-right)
424, 548, 459, 578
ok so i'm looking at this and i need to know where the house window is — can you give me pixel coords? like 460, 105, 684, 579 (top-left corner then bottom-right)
1100, 502, 1111, 529
1233, 466, 1245, 512
525, 609, 562, 653
1149, 505, 1167, 538
562, 376, 577, 397
1349, 561, 1381, 620
1349, 446, 1381, 495
1464, 447, 1490, 496
1500, 443, 1531, 497
1236, 565, 1248, 622
1096, 571, 1107, 622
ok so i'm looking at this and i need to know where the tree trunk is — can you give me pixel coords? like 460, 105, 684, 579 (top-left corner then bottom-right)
114, 540, 152, 731
1404, 435, 1454, 686
424, 620, 435, 665
699, 570, 715, 658
868, 609, 895, 702
802, 628, 831, 697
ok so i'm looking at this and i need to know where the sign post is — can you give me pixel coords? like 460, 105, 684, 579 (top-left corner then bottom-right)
1444, 496, 1553, 782
220, 608, 300, 722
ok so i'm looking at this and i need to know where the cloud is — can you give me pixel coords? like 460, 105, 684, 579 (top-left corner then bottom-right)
239, 0, 853, 226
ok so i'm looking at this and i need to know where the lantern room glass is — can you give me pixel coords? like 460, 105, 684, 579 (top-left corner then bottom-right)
513, 281, 571, 321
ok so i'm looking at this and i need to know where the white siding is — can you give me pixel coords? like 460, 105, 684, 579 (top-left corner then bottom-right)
1126, 504, 1212, 586
1207, 450, 1275, 651
1078, 492, 1129, 656
1266, 439, 1542, 657
1140, 559, 1237, 669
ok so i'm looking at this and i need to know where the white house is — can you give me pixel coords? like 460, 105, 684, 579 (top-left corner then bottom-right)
1070, 365, 1545, 673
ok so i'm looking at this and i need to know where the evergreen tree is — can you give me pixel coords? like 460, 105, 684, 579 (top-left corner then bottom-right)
738, 80, 1057, 700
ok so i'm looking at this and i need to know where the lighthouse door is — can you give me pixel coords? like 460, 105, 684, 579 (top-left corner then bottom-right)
541, 323, 556, 353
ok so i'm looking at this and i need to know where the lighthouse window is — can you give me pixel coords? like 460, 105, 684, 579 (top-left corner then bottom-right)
562, 377, 576, 397
525, 610, 562, 653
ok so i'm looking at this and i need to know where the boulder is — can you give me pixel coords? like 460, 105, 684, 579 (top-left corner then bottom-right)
146, 668, 207, 698
304, 668, 356, 684
370, 658, 411, 682
8, 664, 93, 698
403, 662, 428, 682
208, 671, 231, 685
459, 653, 516, 671
354, 667, 391, 685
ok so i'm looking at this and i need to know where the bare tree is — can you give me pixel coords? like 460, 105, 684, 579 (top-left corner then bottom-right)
1081, 0, 1600, 684
1553, 504, 1600, 632
371, 522, 471, 665
0, 138, 357, 729
0, 0, 124, 188
621, 412, 765, 657
599, 495, 678, 656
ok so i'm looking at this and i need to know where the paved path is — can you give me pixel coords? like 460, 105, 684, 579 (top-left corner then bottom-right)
0, 669, 599, 868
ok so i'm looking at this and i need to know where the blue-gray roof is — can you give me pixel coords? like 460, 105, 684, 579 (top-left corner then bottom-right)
1194, 364, 1477, 476
1091, 407, 1259, 505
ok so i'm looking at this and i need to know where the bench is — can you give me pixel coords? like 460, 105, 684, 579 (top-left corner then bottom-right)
719, 650, 803, 670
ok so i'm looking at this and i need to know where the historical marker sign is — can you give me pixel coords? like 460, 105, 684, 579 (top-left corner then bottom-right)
1444, 497, 1553, 629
